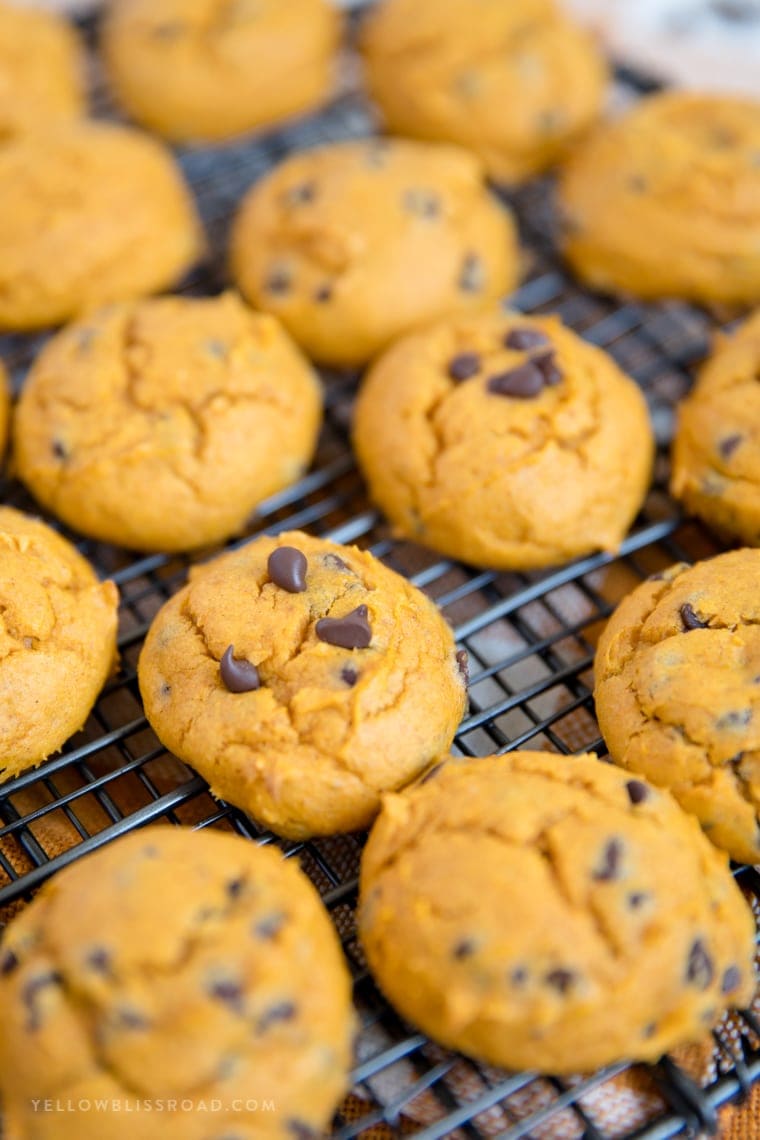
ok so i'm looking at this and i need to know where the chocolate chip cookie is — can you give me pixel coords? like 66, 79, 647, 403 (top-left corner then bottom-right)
595, 549, 760, 864
0, 825, 355, 1140
13, 293, 322, 553
359, 751, 755, 1074
230, 138, 520, 366
353, 309, 654, 569
138, 530, 467, 838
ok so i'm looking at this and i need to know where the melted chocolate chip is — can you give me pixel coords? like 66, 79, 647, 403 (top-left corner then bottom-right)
341, 664, 359, 687
545, 968, 575, 994
0, 949, 18, 975
718, 433, 742, 459
403, 189, 441, 218
686, 939, 714, 990
628, 891, 649, 910
680, 603, 709, 631
254, 912, 286, 940
283, 182, 316, 206
533, 350, 563, 387
24, 971, 63, 1030
220, 646, 260, 693
504, 327, 550, 351
226, 877, 245, 899
86, 948, 112, 975
268, 546, 307, 593
510, 965, 528, 987
209, 979, 244, 1012
593, 838, 624, 882
264, 265, 292, 295
52, 439, 68, 461
448, 352, 481, 382
456, 648, 469, 685
256, 1000, 297, 1033
717, 708, 752, 729
286, 1121, 318, 1140
721, 965, 742, 993
626, 779, 650, 805
314, 283, 332, 303
419, 761, 446, 785
322, 553, 351, 571
160, 682, 171, 698
117, 1007, 150, 1030
316, 605, 372, 649
487, 361, 544, 399
643, 1022, 657, 1038
452, 938, 475, 960
459, 252, 485, 293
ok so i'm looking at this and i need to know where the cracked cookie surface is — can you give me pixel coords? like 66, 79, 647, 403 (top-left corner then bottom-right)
672, 309, 760, 544
359, 751, 756, 1074
0, 120, 203, 331
13, 293, 322, 553
361, 0, 607, 185
353, 309, 653, 570
559, 92, 760, 306
595, 549, 760, 864
0, 506, 118, 782
229, 138, 519, 367
138, 530, 467, 837
102, 0, 341, 143
0, 825, 355, 1140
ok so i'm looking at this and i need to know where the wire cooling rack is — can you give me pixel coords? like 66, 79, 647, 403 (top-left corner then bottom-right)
1, 21, 760, 1140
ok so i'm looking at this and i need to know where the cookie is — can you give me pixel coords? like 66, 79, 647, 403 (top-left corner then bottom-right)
230, 138, 520, 367
558, 92, 760, 306
359, 751, 756, 1074
0, 0, 85, 142
0, 121, 203, 331
361, 0, 608, 185
0, 506, 118, 782
13, 293, 323, 553
353, 309, 654, 570
138, 530, 467, 838
0, 825, 355, 1140
671, 310, 760, 544
0, 357, 10, 463
594, 549, 760, 864
102, 0, 341, 143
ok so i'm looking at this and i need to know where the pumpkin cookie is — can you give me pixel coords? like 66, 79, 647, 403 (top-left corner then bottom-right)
361, 0, 607, 185
102, 0, 341, 143
13, 293, 322, 553
0, 825, 355, 1140
559, 92, 760, 306
0, 121, 203, 331
595, 549, 760, 864
138, 530, 467, 838
353, 309, 654, 569
0, 506, 118, 782
0, 0, 85, 142
359, 751, 756, 1074
230, 138, 519, 366
671, 309, 760, 544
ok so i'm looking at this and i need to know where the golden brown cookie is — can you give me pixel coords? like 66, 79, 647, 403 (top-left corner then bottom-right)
0, 506, 118, 782
102, 0, 341, 143
595, 549, 760, 865
361, 0, 608, 185
359, 751, 756, 1074
353, 309, 654, 569
230, 138, 520, 366
0, 825, 355, 1140
0, 0, 85, 142
0, 121, 203, 331
671, 310, 760, 544
138, 530, 467, 838
13, 293, 322, 553
558, 92, 760, 306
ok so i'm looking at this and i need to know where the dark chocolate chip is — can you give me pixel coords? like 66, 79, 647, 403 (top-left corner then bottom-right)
286, 1121, 318, 1140
0, 949, 18, 975
160, 682, 172, 698
117, 1007, 150, 1030
24, 971, 63, 1030
456, 648, 469, 685
487, 361, 544, 399
316, 605, 372, 649
533, 350, 563, 387
510, 965, 528, 987
226, 877, 246, 899
452, 938, 475, 960
593, 838, 624, 882
283, 182, 316, 206
628, 891, 649, 910
717, 709, 752, 729
210, 979, 244, 1012
626, 779, 650, 805
643, 1022, 657, 1038
459, 252, 485, 293
256, 1000, 297, 1033
721, 965, 742, 993
314, 283, 332, 303
86, 948, 112, 975
545, 968, 575, 994
448, 352, 481, 382
686, 939, 714, 990
254, 912, 286, 940
264, 265, 292, 295
718, 433, 742, 459
322, 553, 351, 571
268, 546, 307, 593
419, 760, 446, 785
220, 646, 260, 693
504, 327, 551, 351
680, 603, 709, 631
52, 439, 68, 461
403, 188, 441, 218
341, 664, 359, 687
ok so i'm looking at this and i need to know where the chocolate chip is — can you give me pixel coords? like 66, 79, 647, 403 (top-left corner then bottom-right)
86, 948, 112, 975
283, 182, 316, 206
316, 605, 371, 649
452, 938, 475, 960
314, 283, 332, 303
626, 779, 650, 805
459, 252, 485, 293
545, 968, 576, 994
419, 761, 446, 785
643, 1022, 657, 1038
116, 1007, 150, 1030
628, 891, 649, 910
24, 971, 63, 1030
533, 350, 563, 387
403, 189, 441, 218
341, 664, 358, 687
593, 838, 624, 882
209, 979, 244, 1012
686, 939, 714, 990
51, 439, 68, 460
256, 1000, 297, 1033
160, 682, 171, 698
487, 361, 544, 399
264, 265, 292, 295
718, 433, 742, 459
717, 709, 752, 729
680, 603, 709, 631
722, 965, 742, 993
254, 912, 286, 940
510, 966, 528, 987
286, 1121, 318, 1140
448, 352, 481, 382
322, 553, 350, 571
204, 339, 228, 360
504, 327, 551, 351
0, 949, 18, 975
220, 646, 260, 693
456, 648, 469, 685
226, 877, 245, 899
268, 546, 307, 593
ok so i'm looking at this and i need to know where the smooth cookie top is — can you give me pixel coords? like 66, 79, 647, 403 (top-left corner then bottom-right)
559, 92, 760, 305
13, 293, 323, 553
139, 530, 467, 838
353, 309, 654, 569
595, 549, 760, 864
0, 506, 119, 780
230, 138, 520, 366
672, 309, 760, 544
362, 0, 608, 184
359, 752, 756, 1074
0, 121, 203, 331
0, 826, 355, 1140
